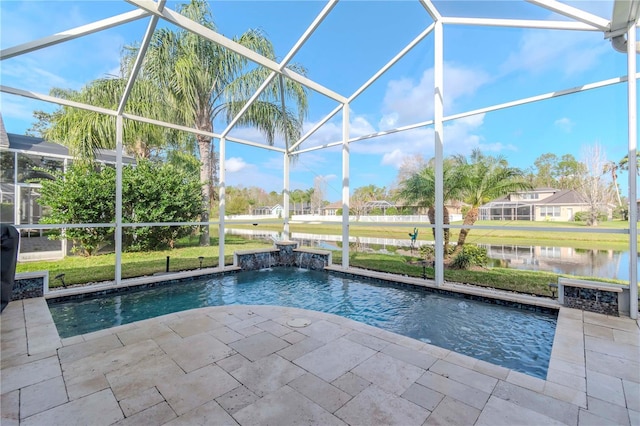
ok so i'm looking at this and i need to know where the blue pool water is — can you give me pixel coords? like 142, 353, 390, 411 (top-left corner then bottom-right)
48, 268, 557, 378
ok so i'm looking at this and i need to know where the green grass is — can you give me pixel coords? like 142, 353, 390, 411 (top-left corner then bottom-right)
17, 225, 635, 297
17, 235, 273, 288
330, 251, 629, 298
235, 220, 634, 251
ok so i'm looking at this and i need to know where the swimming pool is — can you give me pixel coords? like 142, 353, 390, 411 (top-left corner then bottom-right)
48, 268, 557, 379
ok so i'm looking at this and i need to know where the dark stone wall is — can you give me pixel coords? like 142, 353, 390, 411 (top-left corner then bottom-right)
236, 242, 330, 271
12, 276, 45, 300
275, 242, 297, 266
563, 286, 619, 316
236, 251, 276, 270
296, 251, 329, 270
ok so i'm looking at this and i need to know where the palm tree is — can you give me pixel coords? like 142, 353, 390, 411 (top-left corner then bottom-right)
141, 0, 308, 245
304, 188, 315, 214
290, 189, 304, 215
619, 154, 640, 175
603, 160, 622, 206
395, 158, 464, 252
43, 75, 172, 161
453, 149, 532, 251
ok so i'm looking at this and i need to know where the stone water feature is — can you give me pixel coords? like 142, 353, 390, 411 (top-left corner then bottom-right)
234, 241, 331, 271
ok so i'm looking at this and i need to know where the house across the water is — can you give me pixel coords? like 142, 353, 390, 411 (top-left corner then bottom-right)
479, 188, 613, 222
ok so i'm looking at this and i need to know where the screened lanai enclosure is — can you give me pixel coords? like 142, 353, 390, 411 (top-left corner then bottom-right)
0, 0, 638, 317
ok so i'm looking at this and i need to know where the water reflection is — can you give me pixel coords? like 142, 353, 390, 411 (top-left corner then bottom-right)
226, 228, 637, 281
477, 244, 632, 281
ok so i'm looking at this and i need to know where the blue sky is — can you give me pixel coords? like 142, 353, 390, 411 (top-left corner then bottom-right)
1, 0, 638, 202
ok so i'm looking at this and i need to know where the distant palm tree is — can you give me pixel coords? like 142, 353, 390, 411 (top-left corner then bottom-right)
453, 149, 532, 251
290, 189, 304, 215
603, 160, 622, 206
304, 188, 315, 214
140, 0, 308, 245
396, 158, 464, 252
619, 154, 640, 175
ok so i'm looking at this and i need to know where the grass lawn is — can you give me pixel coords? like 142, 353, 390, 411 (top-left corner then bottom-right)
231, 219, 633, 251
332, 251, 627, 298
16, 235, 273, 287
17, 237, 629, 298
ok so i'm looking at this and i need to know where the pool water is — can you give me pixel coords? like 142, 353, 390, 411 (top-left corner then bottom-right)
48, 268, 557, 379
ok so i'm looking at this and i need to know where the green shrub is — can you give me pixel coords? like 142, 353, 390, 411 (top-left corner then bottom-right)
450, 245, 489, 269
573, 211, 608, 222
461, 245, 489, 266
450, 251, 472, 269
38, 164, 116, 255
38, 160, 203, 255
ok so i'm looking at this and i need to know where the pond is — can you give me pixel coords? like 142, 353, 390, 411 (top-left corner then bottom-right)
226, 228, 638, 281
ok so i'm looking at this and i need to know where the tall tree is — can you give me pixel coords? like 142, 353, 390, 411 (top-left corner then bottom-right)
311, 176, 327, 215
453, 149, 532, 251
603, 160, 622, 206
532, 153, 559, 188
352, 185, 386, 218
40, 76, 172, 161
556, 154, 584, 189
576, 143, 615, 226
619, 154, 640, 175
290, 189, 304, 215
304, 188, 315, 214
141, 0, 308, 245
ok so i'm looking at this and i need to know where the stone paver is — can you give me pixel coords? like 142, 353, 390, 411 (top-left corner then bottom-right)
234, 385, 346, 426
475, 395, 566, 425
335, 385, 429, 426
1, 294, 639, 426
20, 389, 123, 426
294, 337, 376, 382
20, 375, 68, 419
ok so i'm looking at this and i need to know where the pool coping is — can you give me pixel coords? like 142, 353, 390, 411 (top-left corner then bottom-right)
2, 296, 638, 425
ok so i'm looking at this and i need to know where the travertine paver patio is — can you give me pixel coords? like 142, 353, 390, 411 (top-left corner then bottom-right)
1, 295, 639, 425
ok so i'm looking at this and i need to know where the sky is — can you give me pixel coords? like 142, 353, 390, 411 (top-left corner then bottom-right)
1, 0, 638, 203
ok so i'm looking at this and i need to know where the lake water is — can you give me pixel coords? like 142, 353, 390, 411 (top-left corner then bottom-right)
226, 229, 638, 281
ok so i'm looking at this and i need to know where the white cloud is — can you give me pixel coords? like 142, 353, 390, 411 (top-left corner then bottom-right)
0, 95, 46, 122
478, 142, 518, 153
500, 29, 609, 77
381, 149, 406, 167
1, 1, 133, 98
223, 160, 284, 192
378, 63, 491, 129
554, 117, 574, 133
225, 157, 248, 173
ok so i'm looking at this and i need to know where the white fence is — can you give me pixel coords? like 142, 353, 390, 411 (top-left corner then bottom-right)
226, 214, 463, 223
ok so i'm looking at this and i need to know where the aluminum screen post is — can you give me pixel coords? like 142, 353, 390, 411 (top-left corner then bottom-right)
219, 137, 226, 269
627, 23, 638, 319
283, 153, 290, 241
115, 115, 123, 285
433, 19, 445, 287
342, 103, 350, 269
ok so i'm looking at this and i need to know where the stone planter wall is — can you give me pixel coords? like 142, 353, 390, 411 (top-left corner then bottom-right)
558, 278, 630, 317
11, 271, 48, 300
563, 286, 620, 316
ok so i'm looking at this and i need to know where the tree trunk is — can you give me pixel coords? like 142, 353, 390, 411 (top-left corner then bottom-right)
197, 137, 211, 246
428, 206, 451, 254
427, 207, 436, 240
443, 206, 450, 253
455, 206, 478, 253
